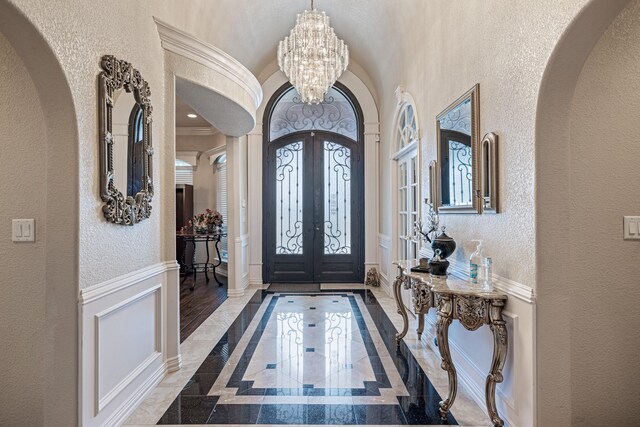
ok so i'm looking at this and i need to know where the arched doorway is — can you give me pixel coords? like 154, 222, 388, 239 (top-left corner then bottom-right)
263, 83, 364, 283
0, 2, 79, 424
535, 0, 634, 423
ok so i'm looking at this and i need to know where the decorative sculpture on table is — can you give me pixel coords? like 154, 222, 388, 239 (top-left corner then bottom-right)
428, 249, 449, 276
412, 199, 440, 272
365, 267, 380, 287
413, 199, 457, 275
414, 198, 440, 244
431, 226, 456, 260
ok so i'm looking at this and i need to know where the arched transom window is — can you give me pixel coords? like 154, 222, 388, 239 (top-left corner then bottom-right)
396, 104, 418, 150
269, 86, 358, 141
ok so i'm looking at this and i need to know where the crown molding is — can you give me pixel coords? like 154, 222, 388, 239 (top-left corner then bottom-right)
176, 126, 218, 137
154, 18, 263, 108
204, 145, 226, 164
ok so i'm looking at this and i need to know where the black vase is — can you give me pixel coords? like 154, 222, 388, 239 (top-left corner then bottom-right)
428, 258, 450, 276
431, 230, 456, 259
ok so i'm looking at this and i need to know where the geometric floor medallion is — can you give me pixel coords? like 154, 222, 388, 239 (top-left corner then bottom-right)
158, 290, 457, 425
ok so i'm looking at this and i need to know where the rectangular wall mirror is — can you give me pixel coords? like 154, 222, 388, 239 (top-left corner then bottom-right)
436, 84, 480, 214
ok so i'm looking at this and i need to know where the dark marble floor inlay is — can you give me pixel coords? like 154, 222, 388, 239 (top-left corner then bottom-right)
157, 289, 457, 425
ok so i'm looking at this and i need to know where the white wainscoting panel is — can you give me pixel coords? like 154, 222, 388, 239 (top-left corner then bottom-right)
80, 262, 176, 427
96, 284, 161, 412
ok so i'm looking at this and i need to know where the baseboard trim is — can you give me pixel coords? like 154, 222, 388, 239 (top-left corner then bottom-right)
166, 354, 182, 373
227, 288, 245, 298
379, 273, 391, 296
102, 360, 167, 427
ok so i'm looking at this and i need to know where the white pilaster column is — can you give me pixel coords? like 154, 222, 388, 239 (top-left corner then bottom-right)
163, 68, 181, 371
364, 121, 381, 277
247, 127, 263, 286
226, 135, 250, 297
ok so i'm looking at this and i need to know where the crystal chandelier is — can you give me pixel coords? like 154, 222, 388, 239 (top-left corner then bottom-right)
277, 0, 349, 104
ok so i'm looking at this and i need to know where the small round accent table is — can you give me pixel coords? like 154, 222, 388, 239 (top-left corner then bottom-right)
177, 231, 226, 289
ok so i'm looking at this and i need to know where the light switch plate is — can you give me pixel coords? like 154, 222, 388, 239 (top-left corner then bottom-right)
623, 216, 640, 240
12, 219, 35, 242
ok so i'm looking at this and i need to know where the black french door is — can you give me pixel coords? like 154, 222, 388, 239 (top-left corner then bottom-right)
264, 131, 363, 283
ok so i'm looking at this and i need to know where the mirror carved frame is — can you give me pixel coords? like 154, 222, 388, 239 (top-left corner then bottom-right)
99, 55, 154, 225
435, 84, 480, 214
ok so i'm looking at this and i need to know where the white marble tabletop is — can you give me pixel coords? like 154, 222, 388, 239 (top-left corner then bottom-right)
393, 259, 507, 300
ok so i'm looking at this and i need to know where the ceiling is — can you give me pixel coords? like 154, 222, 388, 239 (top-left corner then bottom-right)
175, 95, 215, 128
164, 0, 415, 92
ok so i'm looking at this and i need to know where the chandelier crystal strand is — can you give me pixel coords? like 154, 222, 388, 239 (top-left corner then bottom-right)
277, 4, 349, 104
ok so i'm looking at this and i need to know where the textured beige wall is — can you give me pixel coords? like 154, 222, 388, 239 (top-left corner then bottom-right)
8, 0, 172, 288
376, 0, 592, 290
0, 30, 47, 426
566, 1, 640, 422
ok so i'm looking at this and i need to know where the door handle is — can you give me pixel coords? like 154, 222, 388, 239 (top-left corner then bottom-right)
315, 227, 320, 231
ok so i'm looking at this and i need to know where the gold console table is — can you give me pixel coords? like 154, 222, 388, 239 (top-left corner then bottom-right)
393, 260, 508, 427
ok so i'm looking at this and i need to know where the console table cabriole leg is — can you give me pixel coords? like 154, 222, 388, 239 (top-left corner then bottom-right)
436, 294, 457, 420
393, 269, 409, 343
486, 299, 507, 427
413, 287, 430, 340
417, 311, 425, 340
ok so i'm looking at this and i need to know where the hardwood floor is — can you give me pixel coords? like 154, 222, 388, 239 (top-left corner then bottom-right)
180, 273, 228, 342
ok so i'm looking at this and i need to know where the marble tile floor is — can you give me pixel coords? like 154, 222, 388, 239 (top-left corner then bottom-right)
124, 285, 490, 426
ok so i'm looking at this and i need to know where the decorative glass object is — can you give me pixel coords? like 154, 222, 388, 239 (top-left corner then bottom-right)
277, 1, 349, 104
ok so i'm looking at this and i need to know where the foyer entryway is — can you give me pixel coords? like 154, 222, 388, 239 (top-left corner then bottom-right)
263, 84, 365, 284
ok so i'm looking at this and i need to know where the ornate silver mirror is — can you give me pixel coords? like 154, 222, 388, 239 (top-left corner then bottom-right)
99, 55, 154, 225
436, 84, 479, 214
480, 132, 498, 213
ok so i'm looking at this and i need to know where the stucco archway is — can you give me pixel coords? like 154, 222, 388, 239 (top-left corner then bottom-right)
0, 2, 79, 425
535, 0, 634, 424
